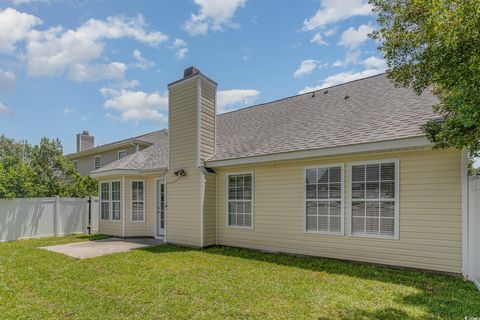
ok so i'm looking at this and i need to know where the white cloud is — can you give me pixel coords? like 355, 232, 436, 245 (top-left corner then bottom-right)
333, 50, 361, 67
8, 0, 51, 5
132, 49, 155, 69
170, 38, 188, 60
363, 56, 387, 71
175, 47, 189, 60
0, 102, 13, 115
0, 10, 167, 82
310, 32, 327, 45
303, 0, 372, 31
183, 0, 246, 36
100, 87, 168, 123
0, 8, 42, 54
324, 28, 337, 36
0, 70, 16, 89
294, 60, 319, 78
217, 89, 260, 113
339, 24, 374, 49
63, 107, 75, 117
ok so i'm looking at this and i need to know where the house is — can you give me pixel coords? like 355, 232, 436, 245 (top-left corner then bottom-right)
66, 130, 167, 176
90, 67, 468, 276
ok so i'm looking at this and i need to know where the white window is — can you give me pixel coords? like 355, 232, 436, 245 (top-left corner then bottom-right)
94, 155, 101, 170
132, 181, 144, 222
305, 165, 343, 234
118, 150, 127, 160
100, 181, 121, 221
227, 173, 253, 228
111, 181, 121, 221
350, 160, 399, 238
100, 182, 110, 220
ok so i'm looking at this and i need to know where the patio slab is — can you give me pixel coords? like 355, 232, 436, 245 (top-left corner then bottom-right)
40, 238, 163, 259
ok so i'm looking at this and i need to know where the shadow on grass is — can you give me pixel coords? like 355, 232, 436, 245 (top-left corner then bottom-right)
142, 244, 480, 318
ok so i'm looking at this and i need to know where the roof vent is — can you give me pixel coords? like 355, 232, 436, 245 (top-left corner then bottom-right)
324, 90, 328, 94
344, 95, 350, 100
183, 66, 200, 78
311, 91, 316, 98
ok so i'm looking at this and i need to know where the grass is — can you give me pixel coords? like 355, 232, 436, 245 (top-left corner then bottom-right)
0, 235, 478, 319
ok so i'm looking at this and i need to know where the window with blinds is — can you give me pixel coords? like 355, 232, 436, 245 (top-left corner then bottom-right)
111, 181, 121, 221
100, 182, 110, 220
132, 181, 144, 222
228, 173, 253, 227
351, 161, 398, 238
305, 166, 343, 234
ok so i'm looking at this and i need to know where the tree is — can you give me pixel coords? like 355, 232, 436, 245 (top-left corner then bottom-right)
0, 135, 97, 199
370, 0, 480, 155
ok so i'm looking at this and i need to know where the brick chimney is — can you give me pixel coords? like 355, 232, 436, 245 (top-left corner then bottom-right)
76, 131, 94, 152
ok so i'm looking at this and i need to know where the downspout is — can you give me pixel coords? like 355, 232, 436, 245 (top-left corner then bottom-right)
131, 140, 140, 153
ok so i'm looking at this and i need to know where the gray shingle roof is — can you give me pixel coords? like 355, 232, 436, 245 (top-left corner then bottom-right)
210, 73, 438, 161
91, 129, 168, 173
91, 73, 439, 174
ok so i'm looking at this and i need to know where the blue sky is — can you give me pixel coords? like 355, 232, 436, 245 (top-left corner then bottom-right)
0, 0, 384, 154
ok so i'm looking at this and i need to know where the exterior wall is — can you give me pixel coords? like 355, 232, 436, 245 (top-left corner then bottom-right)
203, 172, 217, 246
98, 174, 163, 237
214, 148, 462, 273
73, 145, 138, 176
199, 78, 216, 162
167, 78, 202, 246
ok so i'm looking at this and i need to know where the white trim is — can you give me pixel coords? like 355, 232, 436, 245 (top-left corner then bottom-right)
163, 175, 168, 243
206, 136, 431, 168
99, 180, 122, 223
200, 171, 205, 246
461, 148, 469, 276
90, 169, 166, 178
131, 179, 145, 223
226, 171, 254, 229
121, 176, 126, 237
303, 163, 345, 235
196, 77, 201, 168
110, 180, 122, 221
117, 150, 127, 160
93, 155, 101, 170
154, 177, 166, 239
348, 158, 400, 240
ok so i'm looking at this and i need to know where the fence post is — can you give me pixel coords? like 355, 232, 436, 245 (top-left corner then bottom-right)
54, 196, 60, 236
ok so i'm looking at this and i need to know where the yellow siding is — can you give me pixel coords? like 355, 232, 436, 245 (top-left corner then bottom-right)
215, 148, 462, 273
74, 146, 137, 176
167, 78, 202, 246
200, 78, 216, 162
203, 172, 217, 246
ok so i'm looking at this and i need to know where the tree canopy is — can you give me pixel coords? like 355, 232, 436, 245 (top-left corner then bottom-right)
0, 135, 97, 199
370, 0, 480, 155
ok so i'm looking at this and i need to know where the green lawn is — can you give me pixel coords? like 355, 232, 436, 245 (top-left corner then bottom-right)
0, 235, 478, 319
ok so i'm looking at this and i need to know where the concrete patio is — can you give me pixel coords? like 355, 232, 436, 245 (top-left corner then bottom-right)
40, 238, 163, 259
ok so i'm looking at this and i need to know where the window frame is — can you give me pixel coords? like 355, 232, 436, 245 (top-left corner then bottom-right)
131, 180, 145, 223
99, 180, 122, 222
100, 181, 110, 221
94, 155, 101, 170
118, 150, 127, 160
348, 159, 400, 240
303, 163, 345, 235
111, 180, 122, 221
225, 171, 254, 229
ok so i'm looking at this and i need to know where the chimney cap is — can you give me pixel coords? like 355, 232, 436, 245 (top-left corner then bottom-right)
82, 130, 89, 135
184, 66, 200, 78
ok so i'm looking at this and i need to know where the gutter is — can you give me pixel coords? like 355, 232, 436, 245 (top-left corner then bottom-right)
89, 168, 167, 178
66, 140, 152, 159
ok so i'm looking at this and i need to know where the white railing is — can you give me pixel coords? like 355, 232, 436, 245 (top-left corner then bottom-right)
468, 176, 480, 289
0, 197, 92, 242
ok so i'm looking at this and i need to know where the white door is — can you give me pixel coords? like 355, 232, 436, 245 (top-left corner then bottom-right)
156, 180, 165, 237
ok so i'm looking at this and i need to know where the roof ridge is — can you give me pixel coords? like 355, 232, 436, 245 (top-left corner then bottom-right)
218, 72, 387, 117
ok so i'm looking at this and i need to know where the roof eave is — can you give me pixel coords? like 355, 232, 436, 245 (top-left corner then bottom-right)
205, 136, 433, 168
66, 140, 153, 159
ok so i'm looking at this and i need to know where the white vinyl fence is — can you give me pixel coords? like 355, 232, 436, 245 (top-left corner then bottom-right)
0, 197, 97, 242
468, 176, 480, 289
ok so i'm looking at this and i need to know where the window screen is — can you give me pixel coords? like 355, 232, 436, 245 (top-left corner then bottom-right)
228, 173, 253, 227
111, 181, 121, 221
100, 182, 110, 220
305, 166, 343, 233
351, 161, 397, 237
132, 181, 144, 222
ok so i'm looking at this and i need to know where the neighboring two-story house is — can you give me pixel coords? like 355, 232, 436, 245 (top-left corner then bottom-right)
66, 130, 167, 176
